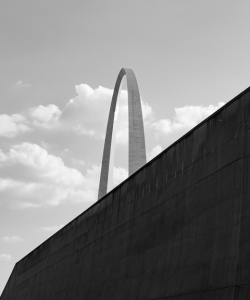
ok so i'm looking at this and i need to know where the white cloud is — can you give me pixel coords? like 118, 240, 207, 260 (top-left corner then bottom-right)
28, 104, 61, 128
141, 101, 154, 124
147, 145, 163, 161
15, 81, 31, 88
49, 84, 112, 138
2, 235, 24, 243
40, 224, 64, 233
153, 102, 225, 135
113, 166, 128, 186
0, 254, 12, 261
61, 85, 115, 138
0, 114, 31, 138
0, 150, 7, 164
25, 84, 153, 144
40, 141, 51, 150
0, 143, 100, 208
71, 158, 86, 165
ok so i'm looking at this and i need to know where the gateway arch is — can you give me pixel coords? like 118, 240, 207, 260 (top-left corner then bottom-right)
98, 68, 146, 199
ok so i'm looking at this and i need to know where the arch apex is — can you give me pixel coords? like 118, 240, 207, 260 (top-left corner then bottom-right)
98, 68, 146, 200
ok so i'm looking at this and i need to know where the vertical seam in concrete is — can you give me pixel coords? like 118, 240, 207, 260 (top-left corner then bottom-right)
231, 121, 246, 299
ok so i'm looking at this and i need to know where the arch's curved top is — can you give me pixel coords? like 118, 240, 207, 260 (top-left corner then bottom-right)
98, 68, 146, 199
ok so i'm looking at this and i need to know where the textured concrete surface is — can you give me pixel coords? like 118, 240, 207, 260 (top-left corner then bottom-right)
2, 86, 250, 300
98, 68, 146, 199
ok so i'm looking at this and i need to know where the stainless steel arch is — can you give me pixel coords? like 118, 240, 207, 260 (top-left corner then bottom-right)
98, 68, 146, 199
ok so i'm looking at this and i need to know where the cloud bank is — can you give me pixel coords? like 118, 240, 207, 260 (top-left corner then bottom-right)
28, 104, 61, 129
24, 85, 153, 144
0, 143, 99, 208
153, 102, 225, 135
0, 114, 31, 138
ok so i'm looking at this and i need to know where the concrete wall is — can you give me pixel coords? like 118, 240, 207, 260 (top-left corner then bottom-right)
2, 87, 250, 300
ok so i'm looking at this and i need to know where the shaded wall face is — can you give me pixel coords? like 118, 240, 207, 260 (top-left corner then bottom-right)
2, 89, 250, 300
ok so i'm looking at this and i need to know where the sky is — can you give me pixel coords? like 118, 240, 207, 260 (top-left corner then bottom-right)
1, 0, 250, 294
